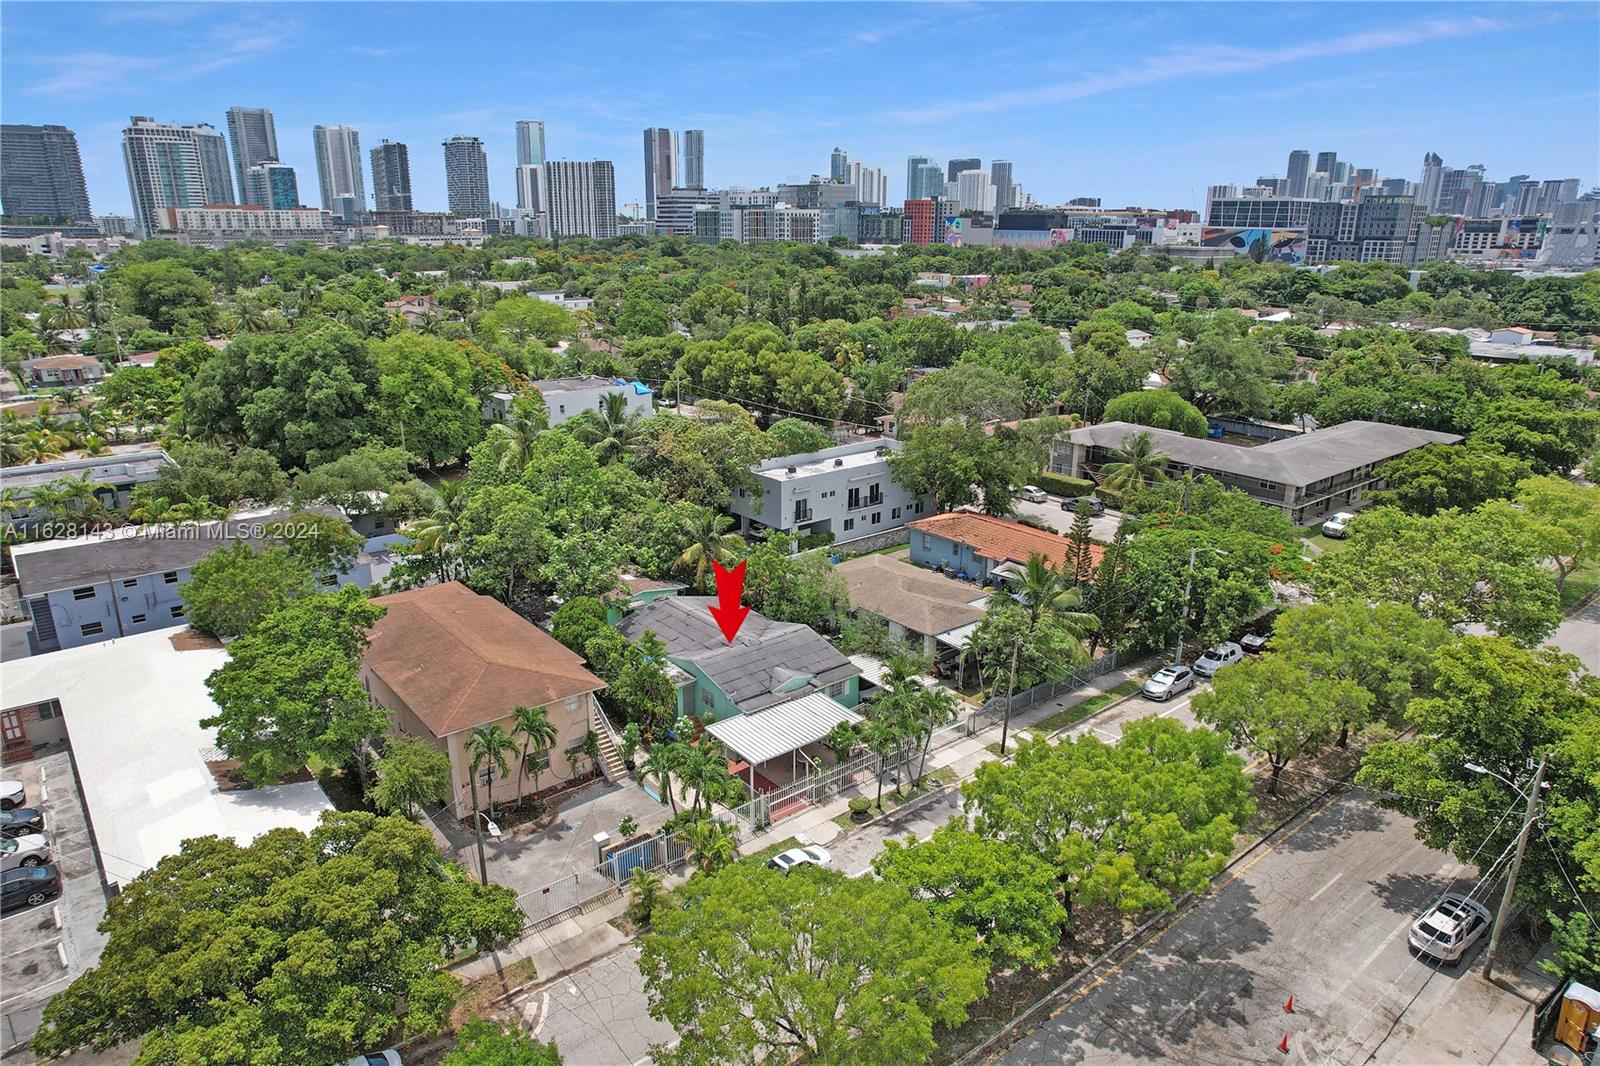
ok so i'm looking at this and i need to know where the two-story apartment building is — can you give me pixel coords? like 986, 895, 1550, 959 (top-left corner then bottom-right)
362, 582, 610, 820
532, 376, 654, 426
0, 449, 174, 528
1056, 420, 1463, 526
907, 509, 1102, 585
10, 507, 389, 655
728, 439, 933, 545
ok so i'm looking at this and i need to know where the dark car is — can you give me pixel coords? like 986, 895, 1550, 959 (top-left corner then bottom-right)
1240, 632, 1270, 655
0, 808, 45, 838
0, 864, 61, 914
1060, 496, 1105, 516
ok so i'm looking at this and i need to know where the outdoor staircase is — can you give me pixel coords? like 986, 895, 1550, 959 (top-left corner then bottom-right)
592, 705, 628, 783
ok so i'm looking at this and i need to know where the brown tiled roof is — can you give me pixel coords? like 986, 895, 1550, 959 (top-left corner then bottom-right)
365, 582, 605, 738
907, 510, 1103, 571
26, 355, 102, 370
835, 554, 985, 636
620, 573, 684, 596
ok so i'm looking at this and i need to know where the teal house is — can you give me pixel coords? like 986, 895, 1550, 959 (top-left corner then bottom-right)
617, 596, 863, 787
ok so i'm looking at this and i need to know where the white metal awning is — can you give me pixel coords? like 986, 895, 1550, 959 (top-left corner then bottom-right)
846, 654, 940, 693
935, 620, 981, 651
706, 691, 863, 766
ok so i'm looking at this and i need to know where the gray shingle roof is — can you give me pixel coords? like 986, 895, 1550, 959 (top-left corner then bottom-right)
617, 596, 859, 713
1067, 420, 1462, 487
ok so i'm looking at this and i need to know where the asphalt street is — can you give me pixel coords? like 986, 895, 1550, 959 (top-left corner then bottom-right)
990, 790, 1546, 1066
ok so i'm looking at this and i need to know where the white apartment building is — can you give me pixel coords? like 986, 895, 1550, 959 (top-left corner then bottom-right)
543, 160, 617, 238
121, 116, 235, 237
159, 205, 334, 246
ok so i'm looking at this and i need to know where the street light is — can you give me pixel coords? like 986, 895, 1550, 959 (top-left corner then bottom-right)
1467, 755, 1549, 982
1174, 547, 1228, 665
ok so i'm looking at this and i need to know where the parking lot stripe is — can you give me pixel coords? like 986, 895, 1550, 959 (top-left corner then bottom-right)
1308, 871, 1343, 902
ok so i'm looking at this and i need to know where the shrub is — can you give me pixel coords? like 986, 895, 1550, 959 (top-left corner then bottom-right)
1034, 472, 1098, 497
848, 797, 872, 823
796, 530, 836, 552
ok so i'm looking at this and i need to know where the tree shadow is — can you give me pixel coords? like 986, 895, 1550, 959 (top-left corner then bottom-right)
1274, 792, 1386, 853
999, 877, 1278, 1064
1367, 869, 1454, 917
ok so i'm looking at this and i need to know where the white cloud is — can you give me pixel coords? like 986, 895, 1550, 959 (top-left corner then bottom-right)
882, 15, 1508, 123
24, 13, 295, 96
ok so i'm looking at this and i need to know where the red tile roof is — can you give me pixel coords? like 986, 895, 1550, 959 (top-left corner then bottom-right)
908, 510, 1103, 571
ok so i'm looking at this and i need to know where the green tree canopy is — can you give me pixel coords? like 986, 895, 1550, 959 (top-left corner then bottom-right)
1100, 389, 1210, 437
32, 812, 523, 1064
1374, 443, 1531, 516
181, 542, 316, 639
371, 734, 454, 818
639, 862, 988, 1066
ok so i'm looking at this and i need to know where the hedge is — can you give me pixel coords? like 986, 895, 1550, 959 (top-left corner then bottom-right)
1034, 472, 1098, 497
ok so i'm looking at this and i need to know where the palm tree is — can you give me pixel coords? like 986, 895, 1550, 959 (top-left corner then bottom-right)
643, 743, 682, 816
466, 724, 518, 819
487, 405, 545, 473
570, 392, 645, 465
20, 428, 68, 465
409, 482, 469, 583
861, 717, 901, 810
674, 508, 743, 592
1008, 554, 1101, 633
35, 313, 71, 355
679, 817, 739, 876
510, 705, 559, 806
230, 300, 270, 335
53, 293, 85, 332
1098, 431, 1169, 494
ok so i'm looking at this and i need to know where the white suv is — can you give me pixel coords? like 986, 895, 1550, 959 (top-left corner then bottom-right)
1193, 642, 1244, 678
1321, 511, 1357, 538
1408, 894, 1491, 964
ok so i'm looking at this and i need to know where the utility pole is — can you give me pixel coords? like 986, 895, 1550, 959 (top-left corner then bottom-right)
1482, 754, 1548, 981
1174, 546, 1224, 664
999, 641, 1020, 756
469, 773, 489, 885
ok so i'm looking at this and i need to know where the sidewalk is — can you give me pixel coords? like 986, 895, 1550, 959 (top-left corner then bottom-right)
473, 657, 1157, 995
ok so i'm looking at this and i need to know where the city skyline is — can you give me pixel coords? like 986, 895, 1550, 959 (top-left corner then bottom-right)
1, 2, 1596, 219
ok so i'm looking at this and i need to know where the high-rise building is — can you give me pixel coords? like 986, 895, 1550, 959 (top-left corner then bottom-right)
1206, 196, 1315, 229
908, 158, 944, 201
515, 165, 544, 218
1314, 151, 1338, 177
830, 147, 850, 183
441, 135, 491, 216
849, 162, 887, 206
1285, 150, 1310, 198
643, 128, 676, 219
369, 139, 412, 212
515, 120, 546, 167
990, 160, 1014, 214
681, 129, 704, 189
902, 197, 956, 245
655, 186, 720, 235
244, 161, 299, 209
956, 169, 993, 212
544, 160, 616, 238
121, 116, 237, 236
1, 124, 92, 222
225, 107, 279, 200
194, 125, 235, 205
947, 157, 980, 183
1417, 152, 1444, 212
906, 155, 935, 201
312, 125, 365, 221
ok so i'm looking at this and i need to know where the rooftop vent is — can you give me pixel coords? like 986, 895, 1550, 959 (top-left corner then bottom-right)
834, 458, 844, 467
786, 466, 797, 474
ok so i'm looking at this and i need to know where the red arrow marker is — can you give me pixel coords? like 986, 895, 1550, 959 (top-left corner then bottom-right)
709, 560, 751, 643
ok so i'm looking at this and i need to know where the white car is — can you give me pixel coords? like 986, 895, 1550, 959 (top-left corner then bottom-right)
345, 1052, 401, 1066
1321, 511, 1357, 538
767, 846, 832, 872
1142, 664, 1195, 701
0, 833, 51, 871
1408, 894, 1492, 965
0, 781, 23, 811
1193, 642, 1244, 678
1018, 485, 1048, 504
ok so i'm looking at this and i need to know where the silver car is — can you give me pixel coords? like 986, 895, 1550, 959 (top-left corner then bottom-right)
1408, 894, 1491, 964
1142, 664, 1195, 701
1193, 642, 1244, 678
1018, 485, 1048, 504
0, 832, 51, 870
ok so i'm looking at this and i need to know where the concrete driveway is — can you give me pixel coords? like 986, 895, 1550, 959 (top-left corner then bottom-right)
1011, 494, 1123, 541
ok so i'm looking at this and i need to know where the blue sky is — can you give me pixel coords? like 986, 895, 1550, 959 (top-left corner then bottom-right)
3, 2, 1596, 218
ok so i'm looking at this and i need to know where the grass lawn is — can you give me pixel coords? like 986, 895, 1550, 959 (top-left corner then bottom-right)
1300, 530, 1352, 555
1561, 558, 1600, 610
738, 835, 803, 866
1027, 679, 1144, 738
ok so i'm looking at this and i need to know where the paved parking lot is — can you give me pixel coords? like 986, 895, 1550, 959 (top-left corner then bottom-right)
1, 751, 109, 1057
1011, 494, 1124, 541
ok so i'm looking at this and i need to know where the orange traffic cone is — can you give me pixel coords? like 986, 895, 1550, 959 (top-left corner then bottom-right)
1284, 995, 1295, 1013
1278, 1034, 1290, 1054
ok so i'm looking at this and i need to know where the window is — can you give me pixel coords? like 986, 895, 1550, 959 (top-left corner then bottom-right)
700, 690, 714, 709
371, 518, 388, 530
71, 586, 96, 601
565, 694, 583, 713
847, 486, 861, 509
870, 512, 881, 525
170, 605, 186, 618
79, 622, 104, 637
843, 518, 854, 531
162, 571, 179, 584
37, 702, 60, 721
320, 574, 338, 587
828, 681, 847, 697
525, 750, 550, 772
914, 500, 925, 514
892, 507, 901, 520
738, 487, 746, 498
121, 579, 139, 589
921, 534, 932, 550
130, 614, 147, 625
